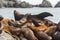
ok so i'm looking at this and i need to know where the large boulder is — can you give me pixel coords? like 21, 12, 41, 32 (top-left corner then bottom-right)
39, 0, 52, 7
0, 31, 17, 40
55, 1, 60, 7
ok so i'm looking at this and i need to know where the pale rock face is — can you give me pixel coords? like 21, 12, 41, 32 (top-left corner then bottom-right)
55, 1, 60, 7
19, 1, 32, 8
0, 0, 4, 8
0, 31, 16, 40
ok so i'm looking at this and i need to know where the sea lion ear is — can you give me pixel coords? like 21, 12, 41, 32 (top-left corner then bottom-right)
0, 15, 4, 21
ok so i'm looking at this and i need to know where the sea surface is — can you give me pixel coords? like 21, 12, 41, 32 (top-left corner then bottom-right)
0, 7, 60, 24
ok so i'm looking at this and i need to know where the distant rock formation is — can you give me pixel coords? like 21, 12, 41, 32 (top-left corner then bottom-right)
0, 0, 53, 8
19, 1, 32, 8
39, 0, 52, 7
2, 0, 32, 8
55, 1, 60, 7
7, 0, 19, 7
0, 0, 4, 8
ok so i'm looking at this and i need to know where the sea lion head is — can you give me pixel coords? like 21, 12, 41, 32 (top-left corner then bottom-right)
0, 15, 4, 21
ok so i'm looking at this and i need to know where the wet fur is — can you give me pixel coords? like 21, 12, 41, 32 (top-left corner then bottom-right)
0, 18, 21, 36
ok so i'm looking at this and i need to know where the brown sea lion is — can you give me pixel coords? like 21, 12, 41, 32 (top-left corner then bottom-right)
0, 17, 22, 36
14, 10, 24, 21
14, 10, 53, 21
52, 31, 60, 40
56, 22, 60, 31
27, 13, 54, 27
35, 31, 52, 40
28, 23, 52, 40
0, 15, 4, 34
0, 22, 2, 34
21, 28, 38, 40
43, 19, 56, 27
0, 15, 3, 21
28, 19, 57, 34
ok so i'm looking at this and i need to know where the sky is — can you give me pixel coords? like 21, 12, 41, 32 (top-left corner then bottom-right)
20, 0, 60, 6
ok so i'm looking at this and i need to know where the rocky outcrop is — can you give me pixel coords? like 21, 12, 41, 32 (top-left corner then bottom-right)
2, 0, 32, 8
0, 31, 17, 40
39, 0, 52, 7
0, 4, 2, 8
0, 0, 4, 8
19, 1, 32, 8
55, 1, 60, 7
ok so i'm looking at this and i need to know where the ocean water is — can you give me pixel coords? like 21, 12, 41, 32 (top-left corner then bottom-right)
0, 7, 60, 24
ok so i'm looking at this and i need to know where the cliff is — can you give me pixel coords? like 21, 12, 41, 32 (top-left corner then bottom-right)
39, 0, 52, 7
55, 1, 60, 7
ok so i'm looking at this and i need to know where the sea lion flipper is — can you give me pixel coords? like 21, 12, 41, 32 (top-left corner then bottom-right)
33, 12, 53, 20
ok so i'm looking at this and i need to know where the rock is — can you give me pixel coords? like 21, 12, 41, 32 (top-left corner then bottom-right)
2, 0, 8, 7
39, 0, 52, 7
0, 0, 4, 8
8, 1, 16, 7
19, 1, 32, 8
55, 1, 60, 7
0, 31, 17, 40
0, 4, 2, 8
2, 0, 20, 8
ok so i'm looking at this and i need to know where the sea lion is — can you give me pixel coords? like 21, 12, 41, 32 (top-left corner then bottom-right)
0, 22, 2, 34
0, 15, 4, 21
14, 10, 53, 21
56, 22, 60, 31
0, 17, 22, 36
27, 12, 53, 20
35, 31, 52, 40
26, 12, 53, 27
28, 24, 51, 40
21, 28, 38, 40
52, 31, 60, 40
14, 10, 24, 21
